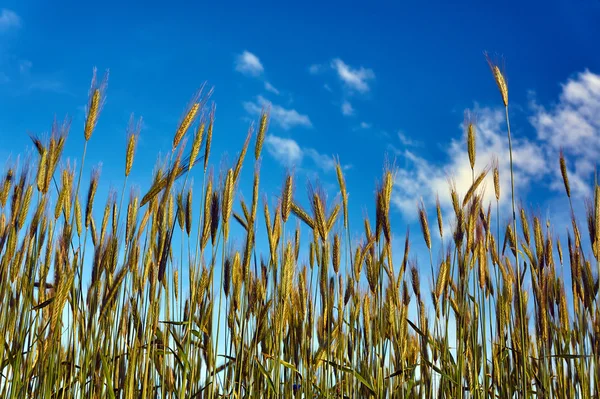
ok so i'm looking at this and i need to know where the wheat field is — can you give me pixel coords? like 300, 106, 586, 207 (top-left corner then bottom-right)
0, 60, 598, 399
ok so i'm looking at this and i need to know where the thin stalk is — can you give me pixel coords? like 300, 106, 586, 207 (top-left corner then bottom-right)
505, 105, 527, 398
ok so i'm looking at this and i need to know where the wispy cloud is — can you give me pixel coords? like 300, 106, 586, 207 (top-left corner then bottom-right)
244, 95, 312, 130
330, 58, 375, 93
392, 106, 546, 219
264, 81, 279, 95
310, 59, 375, 94
391, 70, 600, 219
0, 58, 67, 95
265, 135, 303, 166
235, 52, 283, 97
529, 69, 600, 197
19, 59, 32, 74
265, 135, 350, 173
397, 131, 422, 147
16, 60, 67, 94
309, 64, 323, 75
0, 16, 67, 95
341, 100, 354, 116
235, 50, 264, 77
387, 131, 422, 156
28, 78, 66, 94
0, 9, 20, 32
352, 121, 375, 132
305, 148, 338, 172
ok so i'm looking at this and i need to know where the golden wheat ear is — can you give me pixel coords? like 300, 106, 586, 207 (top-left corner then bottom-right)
484, 52, 508, 107
28, 133, 45, 155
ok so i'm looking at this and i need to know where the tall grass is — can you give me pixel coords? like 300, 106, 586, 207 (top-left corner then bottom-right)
0, 59, 599, 398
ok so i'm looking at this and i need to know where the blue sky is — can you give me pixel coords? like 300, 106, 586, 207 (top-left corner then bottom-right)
1, 0, 600, 282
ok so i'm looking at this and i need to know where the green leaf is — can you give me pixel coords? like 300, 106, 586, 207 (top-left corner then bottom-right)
420, 358, 458, 386
160, 320, 189, 326
254, 356, 276, 393
261, 353, 302, 377
32, 297, 54, 310
386, 363, 418, 379
407, 319, 426, 338
190, 329, 203, 340
323, 360, 375, 394
99, 352, 116, 399
541, 353, 591, 360
279, 359, 302, 377
168, 327, 190, 371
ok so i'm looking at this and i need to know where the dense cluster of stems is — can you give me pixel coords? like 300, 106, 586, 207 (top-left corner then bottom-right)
0, 61, 599, 399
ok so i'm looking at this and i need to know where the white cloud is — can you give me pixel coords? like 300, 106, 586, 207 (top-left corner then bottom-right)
529, 69, 600, 197
235, 51, 264, 77
391, 70, 600, 220
265, 135, 303, 167
330, 58, 375, 93
398, 131, 422, 147
28, 78, 65, 93
264, 81, 279, 95
19, 60, 32, 74
305, 149, 337, 172
352, 122, 373, 132
309, 64, 323, 74
341, 100, 354, 116
265, 135, 349, 173
243, 95, 312, 130
392, 106, 546, 219
0, 9, 20, 32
